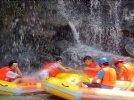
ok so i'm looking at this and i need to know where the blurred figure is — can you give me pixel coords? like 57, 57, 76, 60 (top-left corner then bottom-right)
82, 57, 116, 89
114, 58, 134, 81
0, 60, 23, 83
38, 57, 73, 80
83, 56, 100, 78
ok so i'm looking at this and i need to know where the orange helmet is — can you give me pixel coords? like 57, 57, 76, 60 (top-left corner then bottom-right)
114, 58, 124, 65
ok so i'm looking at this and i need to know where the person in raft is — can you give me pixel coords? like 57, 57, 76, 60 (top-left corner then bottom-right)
82, 57, 116, 89
38, 57, 73, 80
114, 58, 134, 81
83, 56, 100, 78
0, 60, 23, 83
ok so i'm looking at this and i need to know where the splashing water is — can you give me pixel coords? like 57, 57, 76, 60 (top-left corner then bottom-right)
62, 44, 132, 67
57, 0, 133, 67
58, 0, 123, 51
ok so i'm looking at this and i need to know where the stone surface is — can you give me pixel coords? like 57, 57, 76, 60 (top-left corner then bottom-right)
0, 0, 134, 71
0, 1, 74, 71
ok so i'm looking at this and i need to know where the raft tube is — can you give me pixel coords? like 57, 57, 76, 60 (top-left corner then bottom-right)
42, 73, 134, 100
0, 80, 46, 95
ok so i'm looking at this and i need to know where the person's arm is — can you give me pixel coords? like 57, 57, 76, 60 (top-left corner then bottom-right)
81, 70, 104, 88
92, 70, 104, 83
15, 67, 23, 78
58, 65, 73, 72
84, 67, 100, 71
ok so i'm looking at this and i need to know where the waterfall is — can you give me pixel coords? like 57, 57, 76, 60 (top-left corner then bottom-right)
58, 0, 82, 44
1, 0, 133, 70
68, 21, 80, 43
57, 0, 131, 67
58, 0, 123, 53
85, 0, 123, 54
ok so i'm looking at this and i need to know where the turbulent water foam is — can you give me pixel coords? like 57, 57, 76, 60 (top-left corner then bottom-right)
62, 44, 132, 68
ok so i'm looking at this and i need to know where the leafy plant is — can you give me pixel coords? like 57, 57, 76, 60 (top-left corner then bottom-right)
0, 0, 24, 17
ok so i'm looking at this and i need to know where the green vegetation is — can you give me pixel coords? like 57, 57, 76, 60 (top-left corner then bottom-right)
0, 0, 26, 29
0, 0, 24, 17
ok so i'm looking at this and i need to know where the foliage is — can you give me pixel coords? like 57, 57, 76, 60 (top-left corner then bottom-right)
0, 0, 25, 19
0, 0, 25, 29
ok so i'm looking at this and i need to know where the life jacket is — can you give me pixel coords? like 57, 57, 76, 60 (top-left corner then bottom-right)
101, 67, 116, 87
0, 66, 14, 81
85, 62, 99, 78
41, 62, 60, 77
119, 63, 134, 81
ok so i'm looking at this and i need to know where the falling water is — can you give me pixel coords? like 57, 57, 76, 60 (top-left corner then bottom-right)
58, 0, 123, 52
57, 0, 132, 67
0, 0, 134, 100
57, 0, 83, 43
68, 21, 80, 43
88, 0, 122, 53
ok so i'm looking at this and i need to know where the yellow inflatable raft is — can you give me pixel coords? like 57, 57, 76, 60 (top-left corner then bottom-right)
42, 73, 134, 100
0, 80, 45, 95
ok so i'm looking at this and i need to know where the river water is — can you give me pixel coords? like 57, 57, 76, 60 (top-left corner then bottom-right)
1, 94, 66, 100
1, 94, 133, 100
0, 95, 106, 100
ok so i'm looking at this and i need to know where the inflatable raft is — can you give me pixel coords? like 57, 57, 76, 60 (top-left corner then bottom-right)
0, 80, 45, 95
42, 73, 134, 100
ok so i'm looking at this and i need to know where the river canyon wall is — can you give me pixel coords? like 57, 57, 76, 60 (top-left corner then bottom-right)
0, 0, 133, 72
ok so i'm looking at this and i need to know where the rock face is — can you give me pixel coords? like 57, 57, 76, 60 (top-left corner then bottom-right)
0, 0, 133, 72
120, 1, 134, 57
121, 1, 134, 33
125, 43, 134, 57
0, 1, 74, 72
57, 0, 134, 56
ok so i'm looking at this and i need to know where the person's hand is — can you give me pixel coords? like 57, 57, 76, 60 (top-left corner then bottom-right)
15, 66, 20, 71
68, 68, 73, 72
65, 67, 73, 72
84, 67, 89, 70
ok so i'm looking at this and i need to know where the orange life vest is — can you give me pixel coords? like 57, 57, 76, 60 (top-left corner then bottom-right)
0, 66, 14, 81
101, 67, 116, 87
41, 62, 60, 77
85, 62, 99, 78
118, 63, 134, 81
